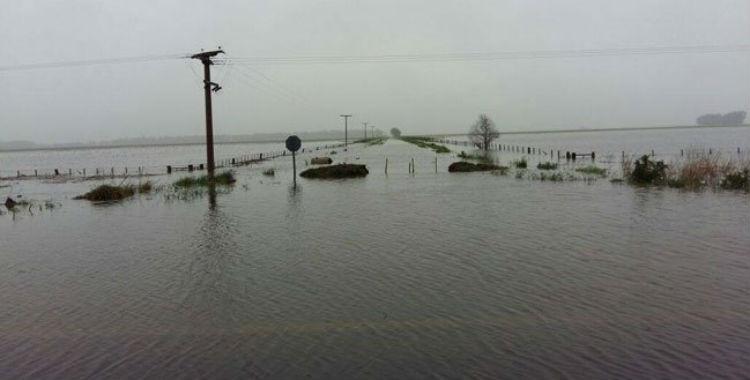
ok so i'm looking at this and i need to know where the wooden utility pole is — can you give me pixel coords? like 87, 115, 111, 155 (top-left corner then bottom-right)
191, 49, 225, 180
362, 121, 368, 139
340, 114, 352, 147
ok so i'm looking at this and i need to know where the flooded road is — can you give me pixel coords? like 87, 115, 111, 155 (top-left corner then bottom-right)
1, 135, 749, 378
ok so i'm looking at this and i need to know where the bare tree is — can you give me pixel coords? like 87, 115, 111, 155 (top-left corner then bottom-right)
469, 114, 499, 151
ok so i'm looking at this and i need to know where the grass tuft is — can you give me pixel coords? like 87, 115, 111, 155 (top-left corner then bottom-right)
174, 171, 236, 188
513, 158, 527, 169
74, 185, 135, 202
300, 164, 369, 179
575, 166, 607, 177
537, 162, 558, 170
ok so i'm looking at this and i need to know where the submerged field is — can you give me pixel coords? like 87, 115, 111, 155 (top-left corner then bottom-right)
1, 131, 750, 378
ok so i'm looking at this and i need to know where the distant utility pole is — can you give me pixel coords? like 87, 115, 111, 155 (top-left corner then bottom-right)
340, 114, 352, 147
363, 121, 369, 139
191, 48, 225, 180
370, 125, 375, 137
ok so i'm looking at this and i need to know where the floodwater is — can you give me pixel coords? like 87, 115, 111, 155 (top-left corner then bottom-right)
1, 128, 749, 379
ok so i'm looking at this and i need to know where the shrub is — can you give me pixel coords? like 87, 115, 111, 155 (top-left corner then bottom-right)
629, 155, 667, 185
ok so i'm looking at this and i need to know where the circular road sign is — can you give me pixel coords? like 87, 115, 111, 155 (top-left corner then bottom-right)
285, 135, 301, 152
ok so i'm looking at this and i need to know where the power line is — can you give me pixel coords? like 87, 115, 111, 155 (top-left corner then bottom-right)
0, 53, 188, 72
231, 65, 306, 105
216, 44, 750, 65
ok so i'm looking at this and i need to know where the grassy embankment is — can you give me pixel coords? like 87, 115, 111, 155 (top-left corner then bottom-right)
355, 137, 388, 146
401, 136, 450, 153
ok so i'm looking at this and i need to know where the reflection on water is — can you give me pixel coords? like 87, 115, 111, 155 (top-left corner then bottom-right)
0, 133, 749, 378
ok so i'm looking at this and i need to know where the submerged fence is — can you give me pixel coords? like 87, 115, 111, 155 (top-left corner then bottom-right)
2, 142, 346, 180
438, 139, 746, 163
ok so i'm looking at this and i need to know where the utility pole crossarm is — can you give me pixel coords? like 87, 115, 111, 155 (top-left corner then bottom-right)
190, 49, 225, 61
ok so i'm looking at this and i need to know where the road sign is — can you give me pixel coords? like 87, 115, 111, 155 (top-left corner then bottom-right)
286, 135, 301, 152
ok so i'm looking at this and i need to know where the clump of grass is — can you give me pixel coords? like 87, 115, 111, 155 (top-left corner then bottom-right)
539, 172, 565, 181
401, 136, 450, 153
513, 157, 527, 169
575, 165, 607, 177
448, 162, 505, 173
457, 150, 493, 164
537, 162, 558, 170
721, 169, 749, 190
263, 168, 275, 176
74, 184, 135, 202
174, 171, 236, 188
493, 166, 510, 175
137, 181, 153, 193
311, 157, 333, 165
669, 155, 723, 189
300, 164, 369, 179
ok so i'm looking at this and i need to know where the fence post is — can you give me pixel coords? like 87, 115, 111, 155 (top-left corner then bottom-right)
167, 165, 172, 174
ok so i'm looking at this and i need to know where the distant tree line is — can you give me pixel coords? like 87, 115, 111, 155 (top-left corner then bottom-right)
696, 111, 747, 126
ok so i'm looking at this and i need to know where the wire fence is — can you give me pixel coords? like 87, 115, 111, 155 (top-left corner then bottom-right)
1, 142, 346, 180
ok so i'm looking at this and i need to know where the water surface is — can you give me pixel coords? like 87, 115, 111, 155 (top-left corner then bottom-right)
1, 134, 749, 379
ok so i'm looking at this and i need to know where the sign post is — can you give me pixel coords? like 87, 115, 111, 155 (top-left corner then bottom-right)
285, 135, 302, 188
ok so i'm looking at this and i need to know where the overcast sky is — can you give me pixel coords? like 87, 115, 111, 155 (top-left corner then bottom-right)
1, 0, 749, 144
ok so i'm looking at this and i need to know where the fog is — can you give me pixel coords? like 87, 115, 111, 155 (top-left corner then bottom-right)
1, 0, 749, 144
